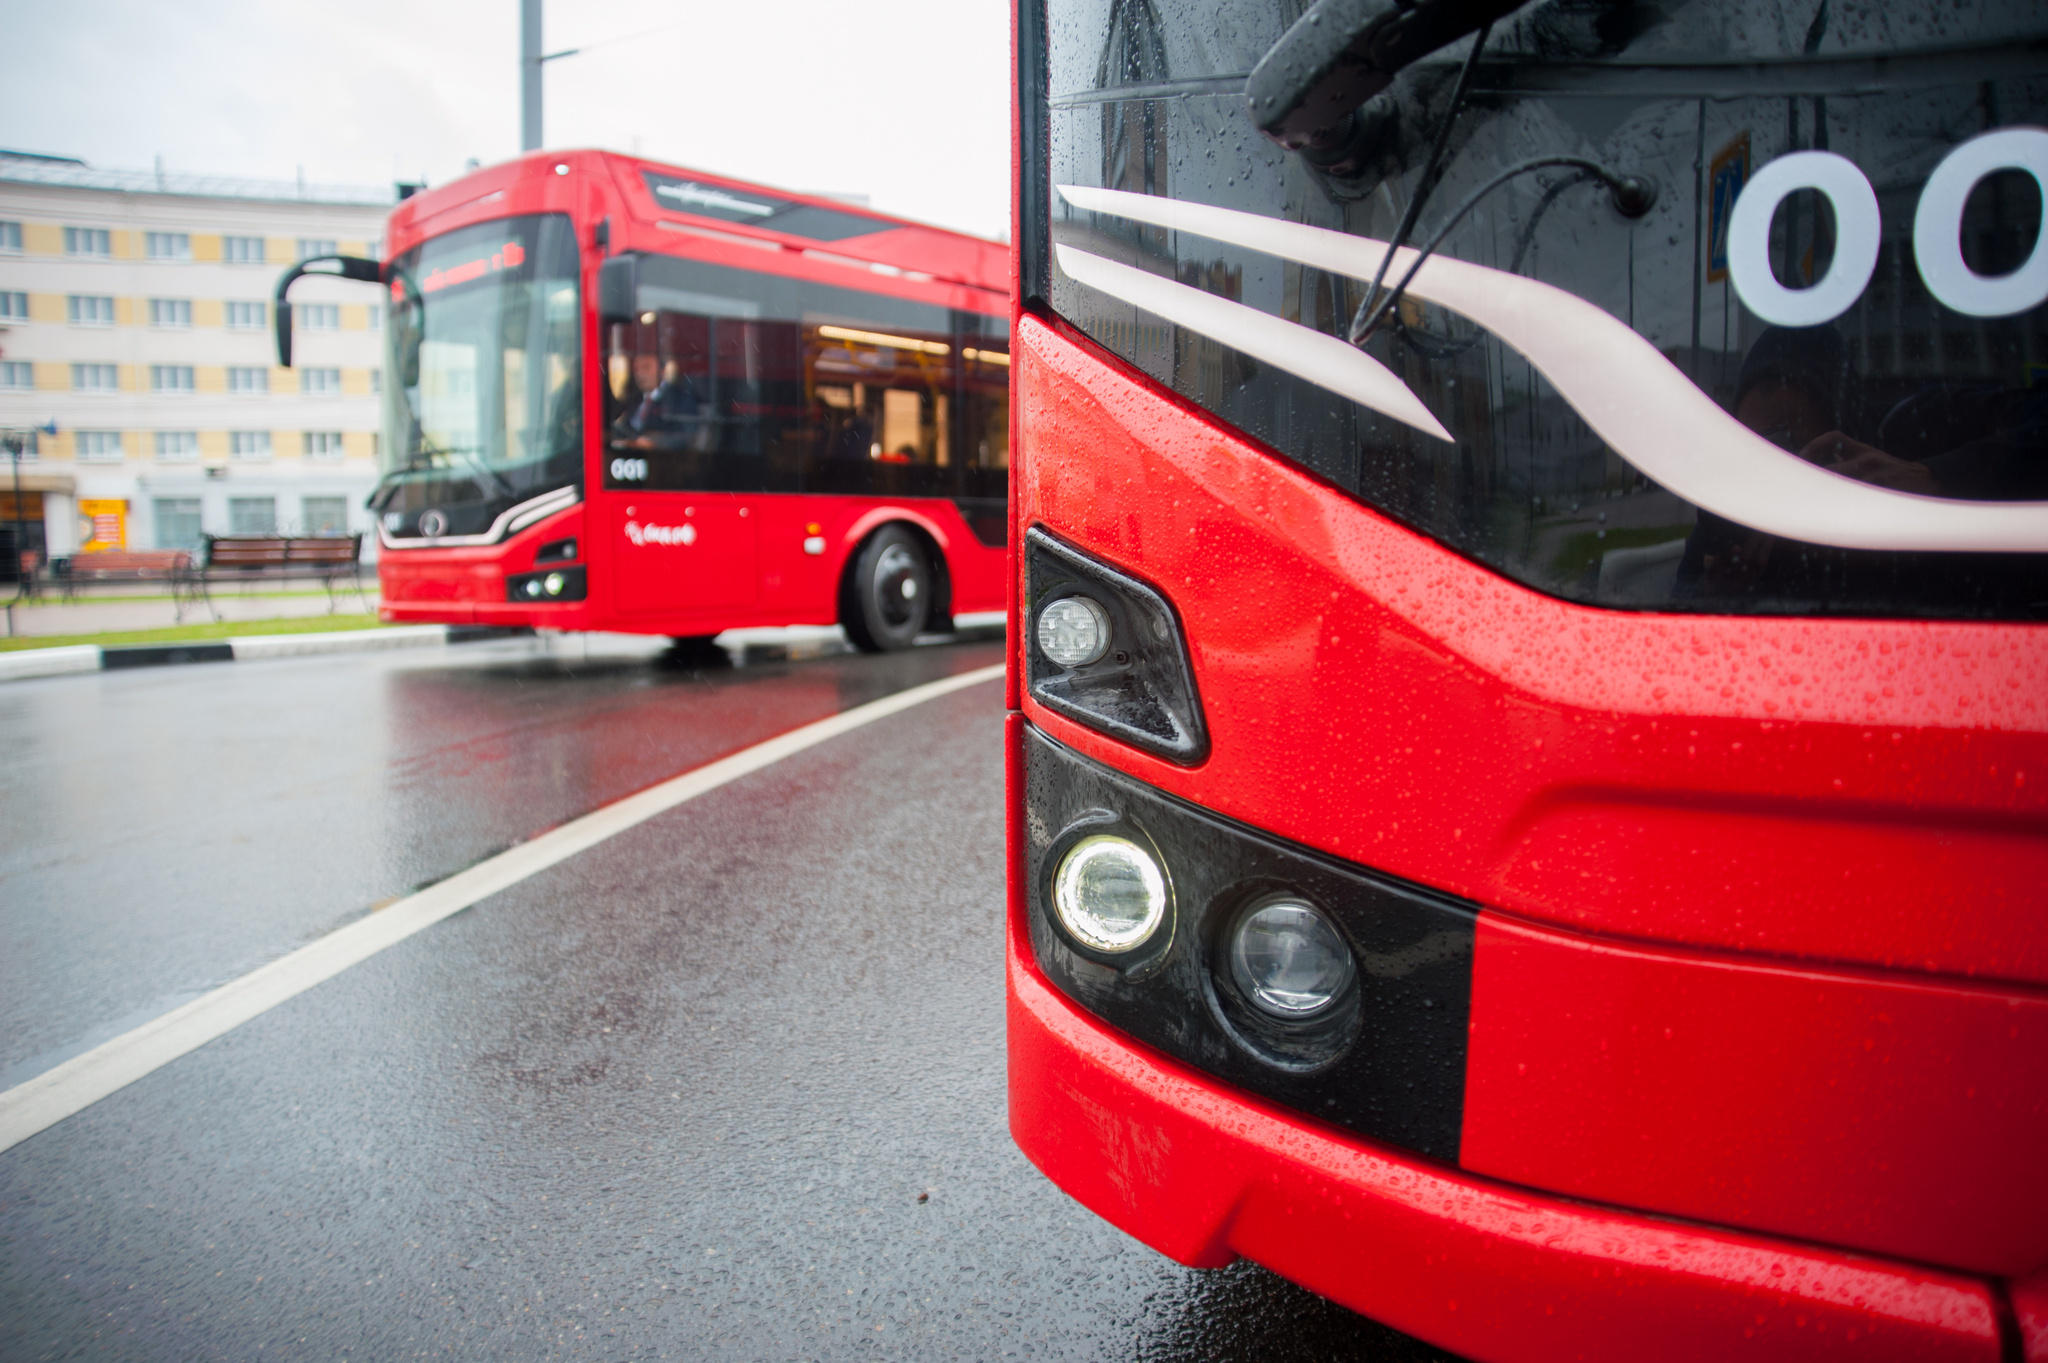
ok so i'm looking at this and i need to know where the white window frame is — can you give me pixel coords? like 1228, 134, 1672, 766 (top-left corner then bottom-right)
227, 366, 270, 395
229, 431, 273, 462
296, 238, 338, 261
68, 295, 116, 326
145, 232, 192, 261
0, 361, 33, 390
222, 236, 266, 265
297, 302, 340, 331
300, 367, 342, 395
225, 300, 266, 329
74, 430, 124, 462
71, 363, 118, 393
0, 222, 22, 254
151, 364, 195, 394
149, 298, 192, 328
154, 431, 200, 462
64, 226, 112, 258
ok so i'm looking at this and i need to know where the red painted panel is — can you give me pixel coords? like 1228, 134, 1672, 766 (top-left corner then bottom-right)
1461, 912, 2048, 1277
1002, 731, 2004, 1361
1012, 317, 2048, 987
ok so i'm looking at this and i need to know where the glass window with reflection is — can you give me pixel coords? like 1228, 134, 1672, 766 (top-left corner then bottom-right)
603, 254, 1008, 501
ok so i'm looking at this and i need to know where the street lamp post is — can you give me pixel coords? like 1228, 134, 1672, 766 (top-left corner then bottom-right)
520, 0, 584, 154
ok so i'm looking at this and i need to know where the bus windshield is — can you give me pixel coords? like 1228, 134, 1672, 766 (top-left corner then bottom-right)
1038, 0, 2048, 618
377, 214, 582, 541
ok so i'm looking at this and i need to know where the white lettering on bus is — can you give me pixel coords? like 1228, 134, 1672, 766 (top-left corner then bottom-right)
1729, 128, 2048, 326
610, 457, 649, 481
624, 520, 696, 547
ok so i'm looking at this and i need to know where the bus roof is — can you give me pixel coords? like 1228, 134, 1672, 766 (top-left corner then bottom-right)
387, 150, 1008, 299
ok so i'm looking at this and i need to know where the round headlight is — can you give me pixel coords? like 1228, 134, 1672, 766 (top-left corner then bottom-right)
524, 579, 543, 598
544, 571, 566, 596
1036, 595, 1111, 668
1052, 834, 1166, 952
1229, 900, 1355, 1017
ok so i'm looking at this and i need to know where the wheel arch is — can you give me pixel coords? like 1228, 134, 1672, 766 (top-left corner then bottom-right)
835, 513, 955, 627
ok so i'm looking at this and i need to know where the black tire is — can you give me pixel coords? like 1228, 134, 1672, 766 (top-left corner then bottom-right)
841, 524, 931, 653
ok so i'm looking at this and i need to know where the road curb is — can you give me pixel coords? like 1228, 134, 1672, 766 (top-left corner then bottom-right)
0, 625, 531, 683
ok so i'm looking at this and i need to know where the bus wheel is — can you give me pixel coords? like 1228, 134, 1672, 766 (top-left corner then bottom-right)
843, 525, 931, 653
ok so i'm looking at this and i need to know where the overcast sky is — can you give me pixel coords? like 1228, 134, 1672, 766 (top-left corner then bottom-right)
0, 0, 1012, 240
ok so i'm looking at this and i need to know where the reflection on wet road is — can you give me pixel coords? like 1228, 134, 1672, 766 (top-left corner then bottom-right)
0, 634, 1453, 1361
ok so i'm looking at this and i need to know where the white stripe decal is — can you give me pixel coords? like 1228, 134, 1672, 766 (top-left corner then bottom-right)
1051, 244, 1453, 443
1059, 184, 2048, 554
0, 662, 1005, 1155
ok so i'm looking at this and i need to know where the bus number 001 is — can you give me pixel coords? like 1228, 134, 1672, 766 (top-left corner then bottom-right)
610, 458, 649, 482
1729, 127, 2048, 327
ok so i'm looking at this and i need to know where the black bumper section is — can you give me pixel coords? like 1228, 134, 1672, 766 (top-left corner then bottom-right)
1024, 724, 1476, 1162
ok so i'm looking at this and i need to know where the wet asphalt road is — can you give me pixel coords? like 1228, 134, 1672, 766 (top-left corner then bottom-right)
0, 633, 1454, 1361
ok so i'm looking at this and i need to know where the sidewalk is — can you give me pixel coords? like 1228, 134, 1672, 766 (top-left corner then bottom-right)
4, 585, 381, 639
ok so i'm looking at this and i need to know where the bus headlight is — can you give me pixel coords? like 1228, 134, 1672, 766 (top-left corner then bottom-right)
1052, 834, 1166, 952
1036, 595, 1112, 667
1229, 899, 1356, 1017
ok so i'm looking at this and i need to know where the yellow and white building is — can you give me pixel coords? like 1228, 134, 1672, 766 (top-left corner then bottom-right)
0, 152, 392, 562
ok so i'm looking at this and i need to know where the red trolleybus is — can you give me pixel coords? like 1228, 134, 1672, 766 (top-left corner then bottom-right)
275, 153, 1009, 650
1008, 1, 2048, 1358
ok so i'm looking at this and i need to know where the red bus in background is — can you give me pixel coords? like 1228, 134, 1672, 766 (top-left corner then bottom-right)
277, 151, 1009, 650
1008, 1, 2047, 1360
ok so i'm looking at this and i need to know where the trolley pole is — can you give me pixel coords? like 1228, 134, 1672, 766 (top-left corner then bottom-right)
521, 0, 544, 152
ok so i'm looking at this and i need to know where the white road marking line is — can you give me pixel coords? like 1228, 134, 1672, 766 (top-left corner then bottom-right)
0, 661, 1006, 1155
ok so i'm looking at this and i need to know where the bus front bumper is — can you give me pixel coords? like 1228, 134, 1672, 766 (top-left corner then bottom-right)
1007, 930, 2009, 1363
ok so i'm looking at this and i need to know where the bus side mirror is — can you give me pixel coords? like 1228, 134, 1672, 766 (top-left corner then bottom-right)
1247, 0, 1523, 174
598, 254, 639, 325
274, 254, 383, 367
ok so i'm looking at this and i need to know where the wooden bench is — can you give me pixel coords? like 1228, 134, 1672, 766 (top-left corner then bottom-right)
53, 550, 194, 599
178, 533, 368, 621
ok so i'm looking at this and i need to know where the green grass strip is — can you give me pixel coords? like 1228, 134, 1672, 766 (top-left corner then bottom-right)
1, 614, 390, 653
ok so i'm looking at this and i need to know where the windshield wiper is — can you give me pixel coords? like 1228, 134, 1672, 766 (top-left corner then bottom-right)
406, 437, 515, 500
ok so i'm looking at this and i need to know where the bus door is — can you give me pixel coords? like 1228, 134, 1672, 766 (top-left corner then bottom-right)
605, 305, 760, 615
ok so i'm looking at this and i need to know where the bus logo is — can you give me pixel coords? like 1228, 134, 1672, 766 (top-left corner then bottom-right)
624, 520, 696, 547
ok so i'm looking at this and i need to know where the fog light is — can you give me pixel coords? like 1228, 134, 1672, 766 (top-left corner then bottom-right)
524, 579, 543, 598
544, 571, 565, 596
1230, 899, 1355, 1017
1037, 595, 1111, 667
1053, 835, 1166, 952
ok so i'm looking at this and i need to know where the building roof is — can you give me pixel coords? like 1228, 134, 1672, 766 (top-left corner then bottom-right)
0, 152, 394, 209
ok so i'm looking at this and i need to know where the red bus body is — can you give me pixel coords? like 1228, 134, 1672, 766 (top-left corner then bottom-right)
1006, 3, 2048, 1360
368, 152, 1009, 640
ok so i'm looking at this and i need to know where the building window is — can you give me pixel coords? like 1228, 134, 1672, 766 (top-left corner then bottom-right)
64, 226, 112, 257
302, 430, 345, 460
145, 232, 192, 260
0, 221, 21, 253
72, 363, 118, 392
300, 367, 341, 395
366, 304, 383, 331
155, 431, 199, 462
227, 367, 269, 394
154, 497, 203, 551
151, 365, 195, 393
229, 496, 276, 533
369, 367, 382, 394
225, 300, 265, 329
68, 295, 116, 325
75, 430, 124, 462
302, 496, 348, 534
0, 291, 26, 320
149, 298, 193, 328
229, 431, 273, 462
296, 238, 338, 261
297, 302, 339, 330
222, 236, 266, 264
365, 238, 382, 260
0, 362, 32, 389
